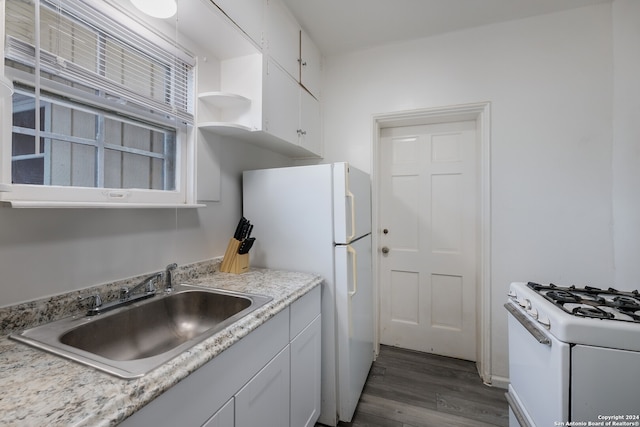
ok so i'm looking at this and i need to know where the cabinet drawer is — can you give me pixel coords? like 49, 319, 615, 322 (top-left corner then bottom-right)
290, 285, 321, 340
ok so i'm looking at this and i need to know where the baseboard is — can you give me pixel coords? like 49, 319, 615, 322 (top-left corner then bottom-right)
486, 374, 510, 389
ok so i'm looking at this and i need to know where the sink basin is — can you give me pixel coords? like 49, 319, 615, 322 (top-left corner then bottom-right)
10, 285, 272, 378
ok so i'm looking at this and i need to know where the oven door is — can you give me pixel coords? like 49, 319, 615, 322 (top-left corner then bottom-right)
572, 345, 640, 422
505, 302, 570, 427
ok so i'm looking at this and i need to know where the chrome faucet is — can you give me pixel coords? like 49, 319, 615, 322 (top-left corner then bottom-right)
83, 272, 162, 316
120, 273, 161, 301
165, 263, 178, 293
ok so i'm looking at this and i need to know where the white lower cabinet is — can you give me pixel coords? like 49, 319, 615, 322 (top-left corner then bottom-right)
236, 346, 290, 427
290, 315, 321, 427
119, 286, 321, 427
203, 398, 234, 427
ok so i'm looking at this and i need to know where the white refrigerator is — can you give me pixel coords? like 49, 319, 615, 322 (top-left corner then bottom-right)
242, 162, 374, 426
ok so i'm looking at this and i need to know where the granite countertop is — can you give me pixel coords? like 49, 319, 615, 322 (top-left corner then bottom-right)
0, 260, 322, 426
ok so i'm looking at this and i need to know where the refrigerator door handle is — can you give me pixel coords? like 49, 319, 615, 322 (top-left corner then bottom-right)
347, 245, 358, 297
347, 190, 356, 242
347, 245, 358, 338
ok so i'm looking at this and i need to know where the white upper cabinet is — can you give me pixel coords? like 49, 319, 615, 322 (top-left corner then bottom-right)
191, 0, 322, 159
264, 59, 299, 145
213, 0, 264, 47
300, 30, 321, 98
265, 0, 322, 99
265, 0, 300, 80
264, 59, 321, 157
300, 87, 321, 155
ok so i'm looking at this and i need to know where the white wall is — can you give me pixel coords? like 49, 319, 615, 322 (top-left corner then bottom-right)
0, 134, 291, 306
612, 0, 640, 287
0, 1, 294, 307
322, 3, 619, 381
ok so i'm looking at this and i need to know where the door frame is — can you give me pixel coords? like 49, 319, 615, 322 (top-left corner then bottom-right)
371, 102, 492, 384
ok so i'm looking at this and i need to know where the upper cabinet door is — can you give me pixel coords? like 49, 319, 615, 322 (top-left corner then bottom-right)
300, 30, 321, 98
265, 0, 300, 80
264, 59, 299, 145
214, 0, 264, 47
300, 88, 321, 156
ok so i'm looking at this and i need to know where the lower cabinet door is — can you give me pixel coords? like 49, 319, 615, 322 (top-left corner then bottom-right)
290, 315, 321, 427
202, 397, 234, 427
235, 346, 291, 427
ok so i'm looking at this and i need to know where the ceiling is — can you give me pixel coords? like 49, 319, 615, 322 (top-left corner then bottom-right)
281, 0, 611, 56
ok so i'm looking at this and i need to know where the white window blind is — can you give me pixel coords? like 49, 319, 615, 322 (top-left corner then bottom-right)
2, 0, 198, 206
5, 0, 195, 126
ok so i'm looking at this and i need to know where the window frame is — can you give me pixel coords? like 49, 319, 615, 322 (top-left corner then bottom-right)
0, 0, 198, 208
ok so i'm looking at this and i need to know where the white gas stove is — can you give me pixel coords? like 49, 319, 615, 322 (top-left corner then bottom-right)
505, 282, 640, 427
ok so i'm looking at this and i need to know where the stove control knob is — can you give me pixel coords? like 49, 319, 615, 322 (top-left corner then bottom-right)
508, 290, 517, 298
518, 298, 532, 310
527, 307, 539, 320
537, 316, 551, 329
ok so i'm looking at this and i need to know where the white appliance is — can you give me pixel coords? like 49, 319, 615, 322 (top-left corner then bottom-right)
505, 282, 640, 427
242, 163, 374, 426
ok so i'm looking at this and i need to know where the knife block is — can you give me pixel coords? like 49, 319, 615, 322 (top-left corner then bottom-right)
220, 238, 250, 274
229, 253, 249, 274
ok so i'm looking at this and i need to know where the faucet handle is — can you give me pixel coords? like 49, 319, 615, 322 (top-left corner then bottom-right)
146, 278, 157, 293
78, 293, 103, 309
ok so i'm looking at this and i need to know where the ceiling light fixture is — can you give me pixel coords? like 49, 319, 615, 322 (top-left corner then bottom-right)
130, 0, 177, 19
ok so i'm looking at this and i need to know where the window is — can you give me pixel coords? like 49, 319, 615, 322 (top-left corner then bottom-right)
2, 0, 196, 206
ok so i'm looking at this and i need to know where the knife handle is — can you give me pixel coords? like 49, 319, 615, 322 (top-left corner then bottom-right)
238, 237, 255, 254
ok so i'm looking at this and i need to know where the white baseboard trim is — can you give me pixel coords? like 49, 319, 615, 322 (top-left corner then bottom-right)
486, 374, 510, 389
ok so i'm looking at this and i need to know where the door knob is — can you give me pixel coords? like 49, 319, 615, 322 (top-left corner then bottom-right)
381, 246, 390, 254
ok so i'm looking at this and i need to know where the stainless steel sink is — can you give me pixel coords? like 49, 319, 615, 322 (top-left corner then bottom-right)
10, 285, 272, 378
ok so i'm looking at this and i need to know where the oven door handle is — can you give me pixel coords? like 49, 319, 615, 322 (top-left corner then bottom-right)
505, 302, 551, 346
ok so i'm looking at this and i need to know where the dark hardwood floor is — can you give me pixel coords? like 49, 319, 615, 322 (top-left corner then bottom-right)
321, 345, 508, 427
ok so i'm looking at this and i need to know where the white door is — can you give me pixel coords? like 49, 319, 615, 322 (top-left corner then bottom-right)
379, 120, 477, 361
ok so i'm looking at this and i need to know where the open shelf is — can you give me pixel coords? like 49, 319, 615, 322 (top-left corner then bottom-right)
198, 122, 254, 135
198, 92, 251, 109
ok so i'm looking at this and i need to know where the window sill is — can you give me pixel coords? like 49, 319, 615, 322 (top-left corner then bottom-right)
0, 200, 206, 209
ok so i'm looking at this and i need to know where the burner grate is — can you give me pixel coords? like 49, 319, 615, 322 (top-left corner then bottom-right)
527, 282, 640, 323
571, 306, 614, 319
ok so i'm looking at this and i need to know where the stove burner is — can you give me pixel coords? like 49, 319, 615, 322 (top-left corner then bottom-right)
572, 306, 615, 319
578, 293, 606, 304
546, 290, 581, 303
527, 282, 640, 323
611, 296, 640, 311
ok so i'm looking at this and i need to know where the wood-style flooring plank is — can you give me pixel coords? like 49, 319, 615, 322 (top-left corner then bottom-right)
352, 393, 502, 427
319, 345, 508, 427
